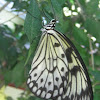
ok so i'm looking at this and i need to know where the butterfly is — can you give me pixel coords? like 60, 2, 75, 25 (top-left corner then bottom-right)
27, 19, 93, 100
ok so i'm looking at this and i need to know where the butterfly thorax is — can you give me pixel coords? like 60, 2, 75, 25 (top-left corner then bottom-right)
41, 19, 56, 32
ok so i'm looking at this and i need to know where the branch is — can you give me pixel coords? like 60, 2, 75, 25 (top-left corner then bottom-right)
0, 2, 10, 12
0, 12, 26, 25
0, 14, 18, 25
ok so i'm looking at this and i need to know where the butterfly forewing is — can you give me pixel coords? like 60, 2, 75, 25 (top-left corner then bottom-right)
27, 20, 93, 100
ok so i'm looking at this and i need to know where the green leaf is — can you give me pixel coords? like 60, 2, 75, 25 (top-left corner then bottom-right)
24, 37, 40, 66
4, 70, 12, 85
79, 0, 86, 7
69, 0, 74, 4
0, 28, 16, 62
28, 96, 44, 100
55, 20, 69, 34
7, 46, 18, 67
51, 0, 65, 20
91, 70, 100, 81
73, 27, 89, 46
73, 42, 89, 66
84, 18, 100, 41
12, 61, 25, 87
24, 0, 42, 43
94, 55, 100, 66
12, 1, 28, 10
86, 0, 98, 15
6, 97, 13, 100
95, 10, 100, 20
14, 25, 23, 35
18, 97, 27, 100
95, 85, 100, 90
94, 92, 100, 100
50, 0, 68, 33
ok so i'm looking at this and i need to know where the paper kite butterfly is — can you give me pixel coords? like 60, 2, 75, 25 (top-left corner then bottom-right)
27, 19, 93, 100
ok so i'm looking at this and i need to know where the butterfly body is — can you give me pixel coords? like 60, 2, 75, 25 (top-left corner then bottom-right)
27, 19, 93, 100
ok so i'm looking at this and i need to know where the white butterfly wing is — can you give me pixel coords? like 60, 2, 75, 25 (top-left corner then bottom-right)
27, 29, 93, 100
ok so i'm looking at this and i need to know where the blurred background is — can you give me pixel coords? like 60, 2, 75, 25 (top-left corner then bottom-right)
0, 0, 100, 100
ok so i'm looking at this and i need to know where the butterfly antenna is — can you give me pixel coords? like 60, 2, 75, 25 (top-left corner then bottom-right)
50, 0, 56, 20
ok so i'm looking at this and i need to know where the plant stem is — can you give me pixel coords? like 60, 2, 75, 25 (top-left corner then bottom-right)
88, 34, 94, 70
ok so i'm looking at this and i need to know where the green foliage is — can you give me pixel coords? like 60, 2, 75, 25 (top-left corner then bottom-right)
73, 27, 88, 46
94, 55, 100, 66
6, 96, 13, 100
24, 0, 42, 42
84, 18, 100, 41
11, 61, 25, 86
6, 0, 29, 11
18, 96, 44, 100
0, 0, 100, 100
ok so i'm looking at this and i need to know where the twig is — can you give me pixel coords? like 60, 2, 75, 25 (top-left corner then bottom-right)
88, 34, 94, 70
93, 82, 100, 88
0, 12, 25, 25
